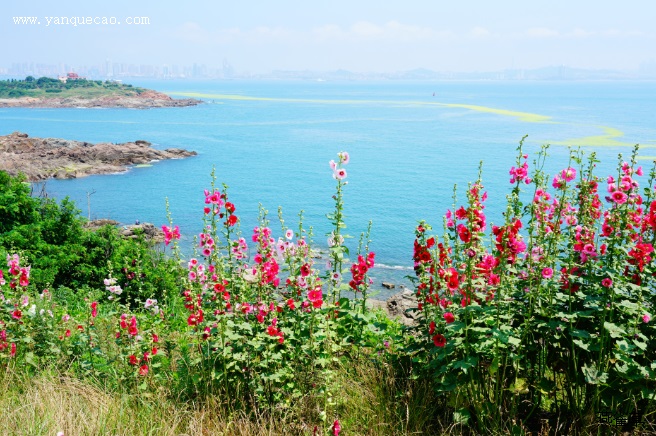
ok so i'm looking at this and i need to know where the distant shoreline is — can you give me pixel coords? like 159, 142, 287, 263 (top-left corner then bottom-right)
0, 92, 201, 109
0, 76, 202, 109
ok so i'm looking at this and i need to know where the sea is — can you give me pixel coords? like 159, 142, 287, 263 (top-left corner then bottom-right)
2, 80, 656, 299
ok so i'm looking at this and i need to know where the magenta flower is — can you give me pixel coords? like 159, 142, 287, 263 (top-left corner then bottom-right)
560, 167, 577, 182
611, 191, 628, 204
541, 267, 554, 279
601, 278, 613, 288
332, 419, 341, 436
643, 314, 651, 323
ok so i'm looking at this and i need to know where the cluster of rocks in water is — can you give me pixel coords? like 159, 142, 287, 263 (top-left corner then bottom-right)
0, 131, 197, 181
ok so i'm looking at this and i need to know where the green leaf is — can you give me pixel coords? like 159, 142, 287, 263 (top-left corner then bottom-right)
569, 329, 591, 339
25, 352, 38, 367
603, 322, 626, 338
573, 339, 589, 351
510, 378, 529, 394
452, 356, 478, 373
582, 363, 608, 385
508, 336, 521, 347
453, 408, 470, 425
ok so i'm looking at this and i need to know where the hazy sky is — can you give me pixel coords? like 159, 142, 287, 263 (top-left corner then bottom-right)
3, 0, 655, 73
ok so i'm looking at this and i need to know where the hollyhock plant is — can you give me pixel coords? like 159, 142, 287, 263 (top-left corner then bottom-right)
410, 141, 656, 432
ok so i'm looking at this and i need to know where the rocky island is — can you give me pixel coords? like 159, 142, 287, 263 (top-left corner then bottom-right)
0, 76, 201, 109
0, 131, 197, 181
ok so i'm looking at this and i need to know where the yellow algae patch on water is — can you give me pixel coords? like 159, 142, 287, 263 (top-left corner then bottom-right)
552, 125, 635, 147
170, 92, 554, 124
440, 103, 552, 123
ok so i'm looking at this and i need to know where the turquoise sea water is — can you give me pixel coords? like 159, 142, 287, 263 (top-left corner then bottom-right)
2, 80, 656, 298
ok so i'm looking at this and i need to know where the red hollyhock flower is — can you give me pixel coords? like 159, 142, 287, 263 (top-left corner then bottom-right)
433, 334, 446, 347
139, 365, 149, 376
443, 312, 455, 323
457, 224, 471, 243
332, 419, 341, 436
129, 354, 138, 365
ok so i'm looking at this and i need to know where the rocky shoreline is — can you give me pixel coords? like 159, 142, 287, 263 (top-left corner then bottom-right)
0, 89, 201, 109
0, 131, 197, 181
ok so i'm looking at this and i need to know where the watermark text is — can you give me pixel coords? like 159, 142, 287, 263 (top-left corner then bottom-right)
13, 16, 150, 26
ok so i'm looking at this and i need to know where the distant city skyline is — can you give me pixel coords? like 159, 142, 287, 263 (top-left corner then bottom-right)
3, 1, 656, 75
3, 60, 656, 82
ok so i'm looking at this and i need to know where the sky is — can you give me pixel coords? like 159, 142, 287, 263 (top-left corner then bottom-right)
3, 0, 656, 73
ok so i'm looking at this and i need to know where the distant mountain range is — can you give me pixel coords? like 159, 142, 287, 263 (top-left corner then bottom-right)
257, 65, 656, 81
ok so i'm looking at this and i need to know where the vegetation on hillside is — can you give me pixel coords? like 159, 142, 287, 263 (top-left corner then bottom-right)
0, 76, 146, 99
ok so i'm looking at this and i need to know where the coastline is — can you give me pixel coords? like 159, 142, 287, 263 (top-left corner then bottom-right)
0, 91, 201, 109
0, 131, 197, 181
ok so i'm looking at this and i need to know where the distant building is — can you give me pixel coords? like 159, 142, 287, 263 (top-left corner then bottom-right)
67, 72, 80, 80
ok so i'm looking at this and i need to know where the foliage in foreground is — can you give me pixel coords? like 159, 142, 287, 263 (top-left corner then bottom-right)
2, 143, 656, 435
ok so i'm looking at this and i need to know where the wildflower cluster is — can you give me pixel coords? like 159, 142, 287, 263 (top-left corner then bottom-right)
410, 143, 656, 432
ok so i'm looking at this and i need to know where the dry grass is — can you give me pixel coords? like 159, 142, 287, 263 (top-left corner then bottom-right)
0, 368, 313, 436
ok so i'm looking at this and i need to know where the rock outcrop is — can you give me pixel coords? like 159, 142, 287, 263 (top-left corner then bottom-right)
84, 220, 164, 242
0, 90, 200, 109
0, 131, 197, 181
368, 287, 420, 326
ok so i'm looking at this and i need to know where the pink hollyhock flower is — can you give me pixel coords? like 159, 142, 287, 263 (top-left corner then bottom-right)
611, 191, 628, 204
443, 312, 455, 324
339, 151, 350, 165
10, 342, 16, 357
11, 309, 21, 320
333, 168, 347, 180
541, 267, 553, 279
285, 229, 294, 240
561, 167, 577, 182
601, 278, 613, 288
643, 314, 651, 323
91, 301, 98, 318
